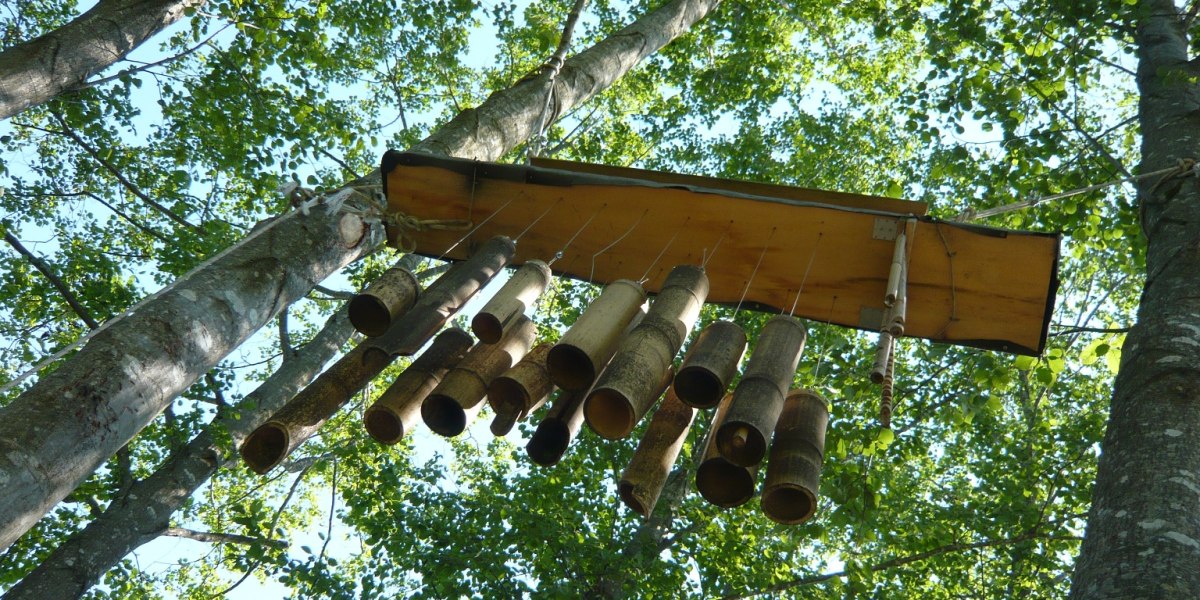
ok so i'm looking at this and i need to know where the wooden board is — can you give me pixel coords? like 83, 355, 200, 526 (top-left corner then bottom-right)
381, 151, 1059, 356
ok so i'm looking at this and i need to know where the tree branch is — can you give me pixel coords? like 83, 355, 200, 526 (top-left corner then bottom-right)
2, 229, 102, 329
1049, 325, 1131, 336
160, 527, 288, 549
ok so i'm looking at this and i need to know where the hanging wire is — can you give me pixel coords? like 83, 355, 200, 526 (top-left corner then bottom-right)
733, 227, 776, 318
789, 233, 824, 316
515, 198, 562, 242
436, 197, 515, 261
639, 217, 688, 283
588, 209, 648, 289
547, 203, 605, 267
812, 295, 838, 384
701, 222, 732, 268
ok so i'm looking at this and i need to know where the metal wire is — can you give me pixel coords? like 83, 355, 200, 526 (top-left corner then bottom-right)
733, 227, 775, 318
515, 198, 562, 242
547, 203, 605, 267
701, 222, 732, 268
588, 209, 648, 290
789, 233, 823, 316
639, 217, 688, 283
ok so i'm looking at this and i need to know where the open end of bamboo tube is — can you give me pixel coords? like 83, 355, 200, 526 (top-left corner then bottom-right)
584, 388, 635, 439
696, 458, 755, 508
348, 295, 393, 337
716, 422, 767, 468
527, 420, 570, 466
673, 367, 724, 409
547, 345, 597, 392
422, 394, 468, 437
618, 481, 649, 517
240, 424, 289, 474
490, 410, 519, 436
471, 313, 506, 345
761, 484, 817, 525
364, 407, 404, 445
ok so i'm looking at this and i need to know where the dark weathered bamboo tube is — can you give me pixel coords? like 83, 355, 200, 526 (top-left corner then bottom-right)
674, 319, 747, 409
489, 343, 556, 436
870, 330, 893, 384
239, 238, 513, 474
363, 328, 474, 445
348, 265, 422, 337
716, 315, 807, 467
585, 265, 709, 439
547, 279, 647, 391
619, 387, 696, 517
373, 235, 516, 356
472, 260, 552, 344
696, 393, 758, 508
526, 388, 588, 467
761, 389, 829, 525
422, 315, 537, 437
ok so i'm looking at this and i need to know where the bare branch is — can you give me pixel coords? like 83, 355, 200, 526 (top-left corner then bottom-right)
160, 527, 288, 549
2, 229, 102, 329
1049, 325, 1131, 336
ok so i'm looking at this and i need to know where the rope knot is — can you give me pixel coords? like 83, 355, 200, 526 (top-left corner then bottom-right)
386, 211, 473, 252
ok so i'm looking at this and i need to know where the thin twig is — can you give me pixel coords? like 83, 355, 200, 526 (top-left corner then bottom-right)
2, 230, 102, 328
161, 527, 288, 549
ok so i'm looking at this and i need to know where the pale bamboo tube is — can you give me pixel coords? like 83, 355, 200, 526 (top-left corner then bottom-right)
374, 236, 516, 356
674, 320, 747, 409
716, 315, 807, 467
884, 230, 907, 307
240, 239, 512, 474
870, 330, 893, 384
585, 265, 709, 439
348, 265, 422, 337
888, 257, 908, 335
696, 393, 758, 508
363, 328, 474, 445
489, 343, 556, 435
761, 389, 829, 525
422, 315, 537, 437
473, 260, 552, 344
547, 279, 646, 391
619, 387, 696, 517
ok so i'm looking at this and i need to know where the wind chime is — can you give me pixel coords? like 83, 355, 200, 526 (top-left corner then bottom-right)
239, 151, 1061, 528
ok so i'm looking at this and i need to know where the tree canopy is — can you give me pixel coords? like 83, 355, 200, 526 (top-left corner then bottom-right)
0, 0, 1184, 598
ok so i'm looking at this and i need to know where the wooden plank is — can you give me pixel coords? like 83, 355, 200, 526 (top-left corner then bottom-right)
381, 151, 1059, 355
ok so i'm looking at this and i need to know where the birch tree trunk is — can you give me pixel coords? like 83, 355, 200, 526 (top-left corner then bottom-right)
0, 0, 202, 121
1070, 0, 1200, 596
0, 0, 722, 554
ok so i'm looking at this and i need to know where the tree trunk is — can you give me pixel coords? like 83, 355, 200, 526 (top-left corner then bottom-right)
2, 307, 355, 600
1070, 1, 1200, 596
0, 0, 202, 121
0, 0, 723, 553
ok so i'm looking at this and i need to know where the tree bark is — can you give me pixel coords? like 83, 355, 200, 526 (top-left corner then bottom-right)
0, 0, 723, 554
2, 307, 354, 600
1070, 0, 1200, 597
0, 0, 203, 121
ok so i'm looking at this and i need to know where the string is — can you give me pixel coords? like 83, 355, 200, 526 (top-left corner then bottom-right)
813, 295, 837, 384
436, 197, 515, 261
588, 209, 648, 292
547, 203, 604, 267
701, 222, 731, 268
789, 233, 823, 316
733, 227, 775, 318
516, 199, 561, 242
639, 217, 688, 283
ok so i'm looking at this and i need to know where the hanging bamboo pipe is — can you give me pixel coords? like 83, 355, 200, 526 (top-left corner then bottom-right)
363, 328, 474, 445
585, 265, 709, 439
716, 315, 807, 467
761, 389, 829, 525
547, 279, 647, 391
884, 230, 907, 307
526, 388, 588, 467
489, 343, 556, 436
873, 226, 909, 382
696, 393, 759, 508
374, 236, 517, 356
422, 315, 537, 437
239, 236, 513, 474
348, 264, 422, 337
674, 320, 747, 409
473, 260, 552, 344
619, 386, 696, 517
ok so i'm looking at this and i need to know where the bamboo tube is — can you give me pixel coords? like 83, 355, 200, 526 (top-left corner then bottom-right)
674, 320, 747, 409
526, 388, 588, 467
761, 389, 829, 525
363, 328, 474, 445
888, 257, 908, 336
696, 394, 759, 508
585, 265, 709, 439
239, 237, 513, 474
619, 387, 696, 517
472, 260, 552, 344
422, 315, 537, 437
547, 279, 646, 391
348, 265, 422, 337
884, 230, 906, 307
870, 330, 893, 384
489, 343, 556, 436
716, 315, 807, 467
373, 236, 516, 356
